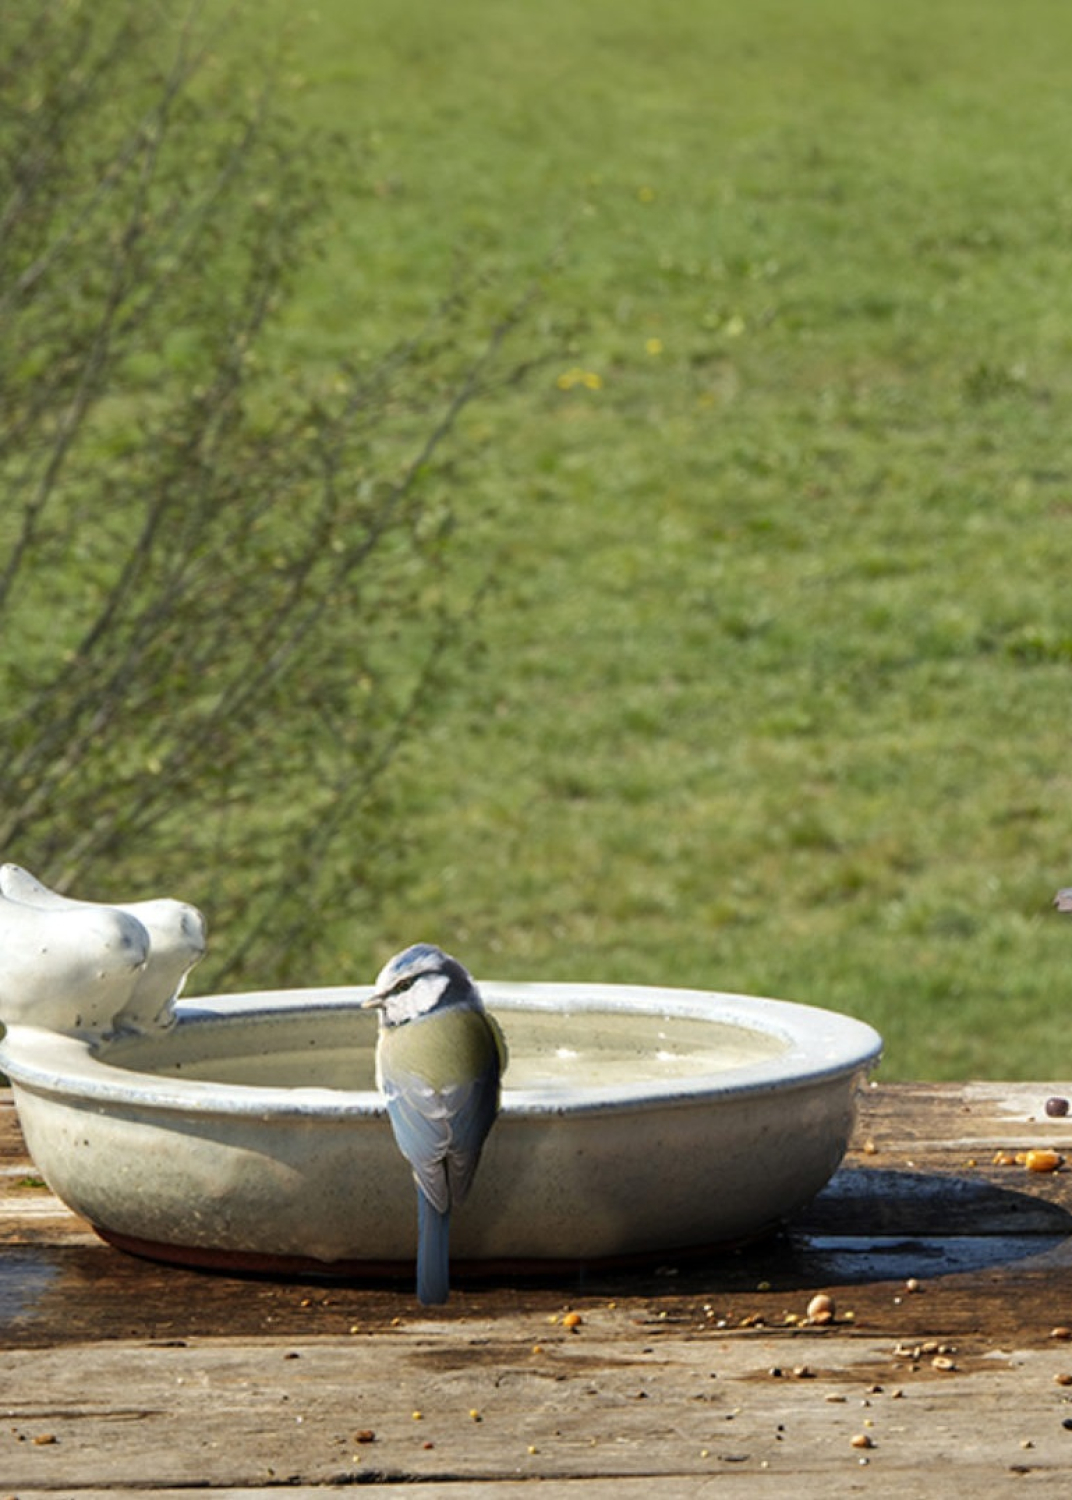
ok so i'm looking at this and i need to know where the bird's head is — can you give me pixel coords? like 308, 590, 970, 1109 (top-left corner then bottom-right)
362, 942, 479, 1027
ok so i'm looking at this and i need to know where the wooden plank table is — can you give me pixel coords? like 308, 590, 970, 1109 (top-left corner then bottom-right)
5, 1080, 1072, 1496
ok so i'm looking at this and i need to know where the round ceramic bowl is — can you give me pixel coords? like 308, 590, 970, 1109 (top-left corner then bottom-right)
0, 983, 882, 1273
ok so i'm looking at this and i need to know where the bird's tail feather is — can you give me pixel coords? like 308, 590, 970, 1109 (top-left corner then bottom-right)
416, 1192, 451, 1305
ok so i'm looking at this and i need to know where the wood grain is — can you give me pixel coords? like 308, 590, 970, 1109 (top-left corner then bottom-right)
5, 1081, 1072, 1493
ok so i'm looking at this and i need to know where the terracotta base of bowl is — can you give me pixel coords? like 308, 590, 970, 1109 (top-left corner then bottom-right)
95, 1223, 777, 1280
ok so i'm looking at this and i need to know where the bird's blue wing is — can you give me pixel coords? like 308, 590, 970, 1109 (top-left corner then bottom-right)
383, 1075, 453, 1213
443, 1063, 500, 1206
383, 1059, 499, 1213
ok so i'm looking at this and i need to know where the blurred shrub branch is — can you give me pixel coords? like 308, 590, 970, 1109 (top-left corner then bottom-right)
0, 0, 537, 985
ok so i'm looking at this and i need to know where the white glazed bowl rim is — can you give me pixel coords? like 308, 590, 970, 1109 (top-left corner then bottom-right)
0, 981, 883, 1119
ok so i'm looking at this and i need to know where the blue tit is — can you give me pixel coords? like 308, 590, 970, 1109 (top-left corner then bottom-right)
363, 943, 506, 1305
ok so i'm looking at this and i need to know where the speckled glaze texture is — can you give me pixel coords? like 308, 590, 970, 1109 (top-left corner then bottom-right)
0, 982, 882, 1269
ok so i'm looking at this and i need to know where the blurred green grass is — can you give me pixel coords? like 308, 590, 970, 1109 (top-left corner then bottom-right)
231, 0, 1072, 1078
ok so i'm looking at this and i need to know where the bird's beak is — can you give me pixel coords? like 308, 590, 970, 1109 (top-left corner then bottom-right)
361, 992, 386, 1009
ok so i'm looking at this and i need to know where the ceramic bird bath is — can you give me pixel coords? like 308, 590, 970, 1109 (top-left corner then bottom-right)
0, 866, 882, 1273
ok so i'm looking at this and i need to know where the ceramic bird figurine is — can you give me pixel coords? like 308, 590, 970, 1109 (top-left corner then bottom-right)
363, 943, 505, 1305
0, 880, 148, 1037
0, 864, 206, 1033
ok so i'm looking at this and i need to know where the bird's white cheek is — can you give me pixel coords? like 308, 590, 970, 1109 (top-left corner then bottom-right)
393, 977, 451, 1023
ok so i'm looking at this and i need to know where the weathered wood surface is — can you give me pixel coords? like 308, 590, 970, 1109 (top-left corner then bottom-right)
5, 1080, 1072, 1495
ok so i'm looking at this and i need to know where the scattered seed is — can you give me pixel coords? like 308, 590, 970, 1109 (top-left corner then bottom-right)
863, 1139, 878, 1155
412, 1411, 423, 1421
993, 1151, 1017, 1166
825, 1393, 847, 1403
354, 1430, 376, 1444
1025, 1148, 1063, 1174
932, 1356, 957, 1372
469, 1409, 483, 1422
851, 1433, 873, 1449
422, 1440, 435, 1450
905, 1278, 922, 1293
32, 1434, 57, 1446
1046, 1097, 1070, 1118
562, 1311, 583, 1330
1055, 1374, 1072, 1387
807, 1293, 835, 1319
1052, 1328, 1072, 1341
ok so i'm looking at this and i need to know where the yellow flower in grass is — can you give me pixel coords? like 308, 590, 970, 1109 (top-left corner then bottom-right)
556, 367, 603, 392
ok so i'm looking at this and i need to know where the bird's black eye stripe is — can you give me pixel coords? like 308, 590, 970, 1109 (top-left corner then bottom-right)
387, 966, 445, 998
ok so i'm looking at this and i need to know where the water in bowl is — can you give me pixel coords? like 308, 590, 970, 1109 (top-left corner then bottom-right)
101, 1001, 789, 1095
